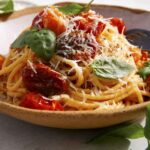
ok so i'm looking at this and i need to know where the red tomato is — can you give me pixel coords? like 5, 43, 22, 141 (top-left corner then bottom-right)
141, 50, 149, 61
32, 7, 66, 35
145, 75, 150, 87
132, 50, 149, 64
74, 50, 96, 60
96, 22, 106, 36
110, 17, 126, 34
132, 52, 141, 63
75, 19, 105, 36
42, 8, 66, 35
32, 10, 44, 29
22, 63, 68, 95
20, 92, 64, 111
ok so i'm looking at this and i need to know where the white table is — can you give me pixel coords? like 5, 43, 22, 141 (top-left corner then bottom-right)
0, 0, 150, 150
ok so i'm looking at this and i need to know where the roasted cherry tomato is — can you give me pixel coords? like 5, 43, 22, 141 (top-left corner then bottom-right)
132, 52, 141, 64
74, 42, 97, 60
96, 22, 106, 36
74, 11, 105, 36
57, 31, 98, 60
32, 6, 66, 35
32, 10, 44, 29
20, 92, 64, 110
22, 63, 68, 95
145, 75, 150, 87
132, 50, 149, 64
110, 17, 126, 34
141, 50, 149, 61
75, 17, 105, 36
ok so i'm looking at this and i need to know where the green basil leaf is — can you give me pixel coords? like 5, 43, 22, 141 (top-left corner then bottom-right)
11, 30, 32, 48
146, 142, 150, 150
139, 62, 150, 80
144, 105, 150, 140
111, 123, 144, 139
58, 0, 94, 15
58, 4, 84, 15
11, 28, 56, 60
87, 123, 129, 143
25, 29, 56, 60
91, 56, 134, 79
90, 135, 130, 150
0, 0, 14, 14
88, 123, 144, 144
83, 0, 94, 12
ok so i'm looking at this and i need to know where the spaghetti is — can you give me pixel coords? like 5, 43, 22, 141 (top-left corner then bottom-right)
0, 5, 150, 111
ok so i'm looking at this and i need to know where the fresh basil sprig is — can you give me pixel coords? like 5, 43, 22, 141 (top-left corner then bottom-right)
88, 104, 150, 150
0, 0, 14, 14
91, 56, 134, 80
145, 105, 150, 150
11, 28, 56, 60
58, 4, 83, 15
58, 0, 94, 15
88, 123, 144, 144
139, 62, 150, 80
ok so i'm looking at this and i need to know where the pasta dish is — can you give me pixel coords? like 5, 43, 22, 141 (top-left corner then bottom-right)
0, 3, 150, 111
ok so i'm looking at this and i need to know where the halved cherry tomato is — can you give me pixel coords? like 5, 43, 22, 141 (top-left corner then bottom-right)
132, 50, 149, 64
110, 17, 126, 34
132, 52, 141, 63
75, 18, 105, 36
141, 50, 149, 61
22, 63, 68, 95
20, 92, 64, 111
32, 6, 66, 35
32, 10, 44, 29
145, 75, 150, 87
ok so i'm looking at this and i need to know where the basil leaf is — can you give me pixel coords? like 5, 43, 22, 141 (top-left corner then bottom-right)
139, 62, 150, 80
0, 0, 14, 14
58, 4, 84, 15
25, 29, 56, 60
91, 56, 134, 79
58, 0, 94, 15
111, 123, 144, 139
91, 135, 130, 150
88, 123, 144, 144
11, 30, 32, 48
83, 0, 94, 12
11, 28, 56, 60
145, 105, 150, 150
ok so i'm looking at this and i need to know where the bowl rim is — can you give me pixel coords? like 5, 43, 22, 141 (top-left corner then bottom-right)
0, 100, 150, 115
0, 2, 150, 22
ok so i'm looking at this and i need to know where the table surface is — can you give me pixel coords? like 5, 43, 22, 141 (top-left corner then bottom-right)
0, 114, 147, 150
1, 0, 150, 150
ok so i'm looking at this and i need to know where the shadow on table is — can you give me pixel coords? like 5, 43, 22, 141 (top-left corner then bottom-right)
0, 114, 130, 150
88, 136, 130, 150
